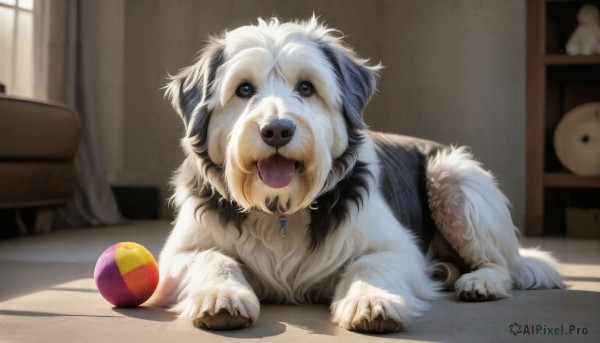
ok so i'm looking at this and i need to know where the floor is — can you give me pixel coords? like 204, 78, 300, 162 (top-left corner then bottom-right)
0, 220, 598, 343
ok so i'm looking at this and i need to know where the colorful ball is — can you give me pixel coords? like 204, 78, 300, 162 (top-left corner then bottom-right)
94, 242, 159, 307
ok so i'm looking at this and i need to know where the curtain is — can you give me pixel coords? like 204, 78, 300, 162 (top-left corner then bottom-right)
33, 0, 123, 228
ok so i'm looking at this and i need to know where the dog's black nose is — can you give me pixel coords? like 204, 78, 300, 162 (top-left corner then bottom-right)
260, 119, 296, 148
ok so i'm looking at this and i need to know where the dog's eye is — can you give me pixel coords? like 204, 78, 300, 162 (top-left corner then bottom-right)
296, 81, 315, 97
235, 82, 255, 98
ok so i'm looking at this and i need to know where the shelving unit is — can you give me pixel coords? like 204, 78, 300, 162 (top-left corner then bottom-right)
526, 0, 600, 236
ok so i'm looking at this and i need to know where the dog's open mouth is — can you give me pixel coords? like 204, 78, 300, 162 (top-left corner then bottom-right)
257, 155, 301, 189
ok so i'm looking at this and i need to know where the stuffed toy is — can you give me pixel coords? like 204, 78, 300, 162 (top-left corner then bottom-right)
566, 5, 600, 55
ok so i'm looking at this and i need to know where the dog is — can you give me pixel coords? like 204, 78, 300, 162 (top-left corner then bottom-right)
151, 17, 564, 333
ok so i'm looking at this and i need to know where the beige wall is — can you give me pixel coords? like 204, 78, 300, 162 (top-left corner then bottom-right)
110, 0, 526, 226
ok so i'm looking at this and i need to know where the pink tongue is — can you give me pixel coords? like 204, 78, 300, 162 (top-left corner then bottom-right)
257, 155, 296, 188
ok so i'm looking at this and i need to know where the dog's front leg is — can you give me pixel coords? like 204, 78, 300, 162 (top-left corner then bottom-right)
151, 200, 260, 330
180, 250, 260, 330
331, 204, 437, 333
155, 247, 260, 330
331, 252, 430, 333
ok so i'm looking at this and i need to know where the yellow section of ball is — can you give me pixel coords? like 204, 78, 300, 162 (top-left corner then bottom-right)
114, 242, 157, 275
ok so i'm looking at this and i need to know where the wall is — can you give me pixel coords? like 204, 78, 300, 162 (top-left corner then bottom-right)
115, 0, 526, 226
375, 0, 526, 227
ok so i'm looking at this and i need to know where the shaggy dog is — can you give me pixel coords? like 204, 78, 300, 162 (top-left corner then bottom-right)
151, 18, 564, 333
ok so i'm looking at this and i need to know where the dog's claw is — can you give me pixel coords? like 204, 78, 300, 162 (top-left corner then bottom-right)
459, 290, 498, 302
193, 309, 252, 330
353, 315, 405, 334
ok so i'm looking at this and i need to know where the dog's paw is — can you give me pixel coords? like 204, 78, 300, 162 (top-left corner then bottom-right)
178, 284, 260, 330
332, 290, 409, 334
455, 272, 510, 302
352, 314, 405, 334
193, 309, 252, 330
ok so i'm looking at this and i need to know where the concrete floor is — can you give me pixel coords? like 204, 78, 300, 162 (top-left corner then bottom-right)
0, 220, 598, 343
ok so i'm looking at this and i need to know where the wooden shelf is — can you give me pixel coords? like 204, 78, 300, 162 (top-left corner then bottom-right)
526, 0, 600, 236
543, 55, 600, 65
546, 0, 588, 3
545, 173, 600, 188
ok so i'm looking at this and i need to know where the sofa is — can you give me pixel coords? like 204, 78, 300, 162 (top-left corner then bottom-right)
0, 95, 81, 234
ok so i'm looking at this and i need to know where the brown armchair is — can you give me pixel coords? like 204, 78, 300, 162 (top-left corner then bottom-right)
0, 95, 81, 234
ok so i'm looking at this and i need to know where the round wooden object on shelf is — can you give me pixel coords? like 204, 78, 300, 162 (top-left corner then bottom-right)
553, 102, 600, 177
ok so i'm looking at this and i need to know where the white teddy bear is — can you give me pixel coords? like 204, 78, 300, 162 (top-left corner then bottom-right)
566, 5, 600, 55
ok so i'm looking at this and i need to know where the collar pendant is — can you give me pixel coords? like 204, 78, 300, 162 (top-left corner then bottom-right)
279, 215, 287, 238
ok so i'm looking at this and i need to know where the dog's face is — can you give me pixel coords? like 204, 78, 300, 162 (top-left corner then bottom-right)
167, 18, 379, 214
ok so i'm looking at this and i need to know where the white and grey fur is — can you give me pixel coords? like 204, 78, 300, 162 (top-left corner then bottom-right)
151, 18, 564, 333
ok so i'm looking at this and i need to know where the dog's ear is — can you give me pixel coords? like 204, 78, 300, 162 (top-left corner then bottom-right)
319, 41, 380, 130
165, 40, 224, 138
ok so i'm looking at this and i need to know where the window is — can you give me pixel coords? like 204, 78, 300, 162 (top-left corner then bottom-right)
0, 0, 34, 97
